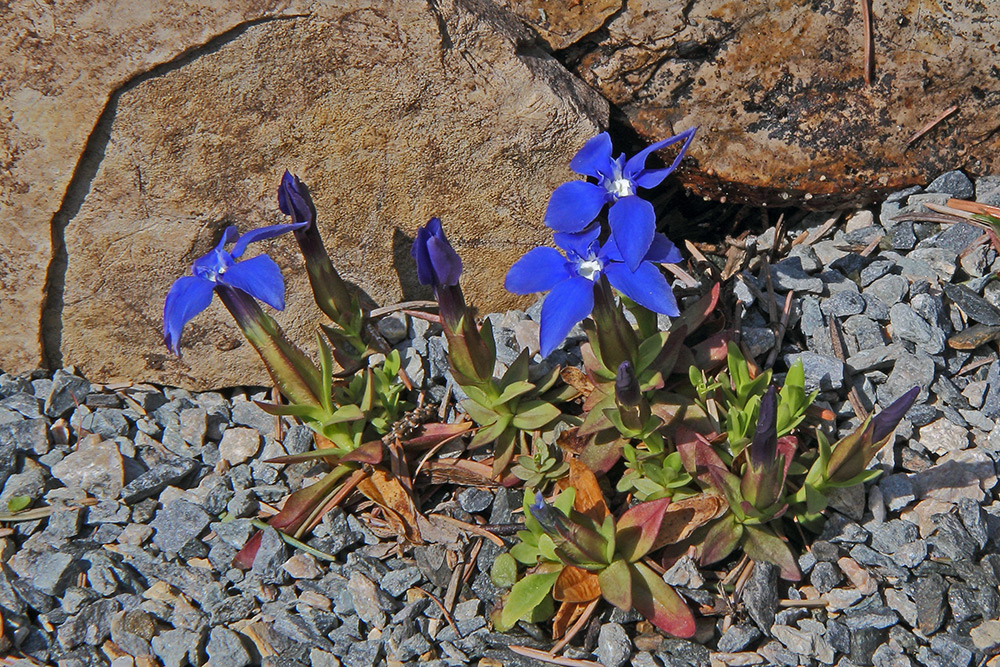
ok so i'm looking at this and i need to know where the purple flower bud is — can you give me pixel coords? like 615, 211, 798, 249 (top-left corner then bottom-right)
277, 170, 314, 225
749, 385, 778, 468
870, 386, 919, 444
412, 218, 463, 289
615, 360, 641, 407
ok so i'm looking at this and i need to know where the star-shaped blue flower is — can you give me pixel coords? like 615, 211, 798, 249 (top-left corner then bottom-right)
544, 128, 696, 272
505, 229, 682, 357
163, 222, 306, 354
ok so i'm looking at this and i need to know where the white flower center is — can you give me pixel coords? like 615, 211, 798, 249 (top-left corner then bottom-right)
609, 177, 634, 198
576, 258, 603, 281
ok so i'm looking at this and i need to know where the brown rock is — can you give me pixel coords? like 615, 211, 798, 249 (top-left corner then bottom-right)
2, 1, 607, 388
559, 0, 1000, 208
494, 0, 620, 50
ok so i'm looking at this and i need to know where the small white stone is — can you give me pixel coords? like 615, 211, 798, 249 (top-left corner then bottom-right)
218, 427, 262, 465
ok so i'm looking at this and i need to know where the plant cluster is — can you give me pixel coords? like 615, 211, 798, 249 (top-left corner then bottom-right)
163, 131, 917, 640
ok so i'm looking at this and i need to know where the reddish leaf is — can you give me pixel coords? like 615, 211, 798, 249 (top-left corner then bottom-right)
233, 466, 349, 569
401, 421, 472, 449
338, 440, 384, 465
691, 330, 732, 368
629, 561, 696, 638
616, 497, 672, 562
672, 282, 720, 334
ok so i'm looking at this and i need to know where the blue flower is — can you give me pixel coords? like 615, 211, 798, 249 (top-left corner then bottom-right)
545, 128, 696, 272
163, 222, 306, 354
505, 230, 682, 357
411, 217, 463, 289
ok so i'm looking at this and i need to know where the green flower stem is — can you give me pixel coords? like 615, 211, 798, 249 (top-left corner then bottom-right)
250, 519, 338, 562
216, 285, 322, 407
590, 277, 638, 375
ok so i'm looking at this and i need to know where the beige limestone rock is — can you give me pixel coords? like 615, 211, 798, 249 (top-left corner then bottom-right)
2, 1, 607, 389
49, 434, 124, 498
0, 1, 315, 377
555, 0, 1000, 208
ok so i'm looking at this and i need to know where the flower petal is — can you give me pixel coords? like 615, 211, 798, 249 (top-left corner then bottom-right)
544, 181, 608, 233
644, 233, 683, 264
505, 247, 572, 294
624, 127, 697, 188
539, 276, 595, 357
608, 195, 656, 271
278, 170, 315, 224
231, 222, 308, 259
219, 255, 286, 310
605, 261, 679, 316
163, 276, 216, 354
570, 132, 614, 179
427, 233, 463, 287
553, 222, 601, 258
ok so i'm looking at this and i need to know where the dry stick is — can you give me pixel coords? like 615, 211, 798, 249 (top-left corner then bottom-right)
508, 645, 604, 667
765, 291, 795, 370
859, 233, 884, 257
550, 598, 601, 655
768, 212, 788, 264
760, 258, 779, 326
860, 0, 874, 85
828, 315, 868, 420
906, 104, 959, 147
432, 513, 506, 547
414, 586, 462, 639
368, 300, 438, 318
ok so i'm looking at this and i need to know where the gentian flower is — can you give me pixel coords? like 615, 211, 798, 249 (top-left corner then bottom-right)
506, 230, 682, 357
411, 218, 493, 384
163, 222, 306, 354
411, 217, 463, 290
545, 128, 696, 271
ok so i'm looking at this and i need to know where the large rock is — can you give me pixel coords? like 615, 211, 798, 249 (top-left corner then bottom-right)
1, 0, 607, 388
527, 0, 1000, 208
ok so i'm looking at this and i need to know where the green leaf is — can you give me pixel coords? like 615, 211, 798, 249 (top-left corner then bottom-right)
804, 483, 828, 515
699, 514, 743, 567
324, 404, 365, 426
511, 400, 560, 430
462, 384, 494, 409
500, 568, 562, 628
461, 398, 502, 427
7, 496, 31, 513
637, 332, 669, 372
491, 553, 518, 589
494, 381, 536, 405
317, 334, 335, 415
597, 558, 632, 611
742, 525, 801, 581
469, 416, 510, 449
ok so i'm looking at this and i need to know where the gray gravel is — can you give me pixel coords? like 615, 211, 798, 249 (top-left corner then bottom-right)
3, 170, 1000, 666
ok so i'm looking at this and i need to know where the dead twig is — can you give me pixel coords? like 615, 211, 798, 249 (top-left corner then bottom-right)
508, 645, 605, 667
549, 598, 601, 655
860, 0, 874, 85
906, 104, 959, 147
